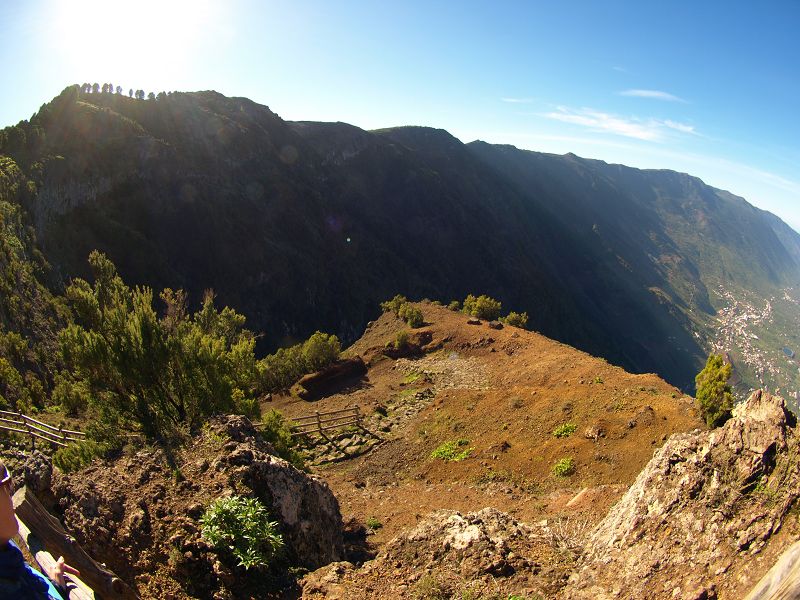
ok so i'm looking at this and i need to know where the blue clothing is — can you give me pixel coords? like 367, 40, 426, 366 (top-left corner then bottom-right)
0, 541, 63, 600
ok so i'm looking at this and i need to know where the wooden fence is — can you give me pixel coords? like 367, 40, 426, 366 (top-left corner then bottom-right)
286, 406, 363, 438
0, 410, 86, 448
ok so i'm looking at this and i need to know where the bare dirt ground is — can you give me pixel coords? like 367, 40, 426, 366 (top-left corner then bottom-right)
269, 303, 705, 596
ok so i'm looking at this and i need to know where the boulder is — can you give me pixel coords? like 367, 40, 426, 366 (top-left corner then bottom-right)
375, 508, 533, 579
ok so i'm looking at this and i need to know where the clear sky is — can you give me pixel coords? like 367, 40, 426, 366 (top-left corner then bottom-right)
2, 0, 799, 230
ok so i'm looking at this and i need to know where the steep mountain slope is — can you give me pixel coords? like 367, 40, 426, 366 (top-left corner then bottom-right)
2, 86, 799, 395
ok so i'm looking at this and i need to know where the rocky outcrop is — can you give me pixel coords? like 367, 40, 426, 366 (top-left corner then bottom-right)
212, 416, 345, 567
563, 390, 799, 599
51, 415, 344, 599
303, 508, 553, 599
381, 508, 534, 579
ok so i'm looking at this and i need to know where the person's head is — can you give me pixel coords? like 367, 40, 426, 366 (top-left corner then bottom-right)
0, 460, 19, 544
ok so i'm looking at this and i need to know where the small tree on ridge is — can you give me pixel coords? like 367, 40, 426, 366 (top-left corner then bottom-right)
695, 353, 733, 428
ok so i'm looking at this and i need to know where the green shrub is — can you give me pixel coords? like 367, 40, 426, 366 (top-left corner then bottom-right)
431, 439, 472, 462
414, 574, 450, 599
394, 330, 410, 350
301, 331, 342, 372
60, 253, 264, 441
201, 495, 283, 570
257, 331, 341, 393
50, 374, 90, 416
462, 294, 502, 321
398, 302, 424, 328
695, 353, 733, 428
552, 423, 577, 438
365, 516, 383, 531
501, 311, 529, 328
52, 439, 105, 473
447, 300, 461, 311
552, 457, 576, 477
380, 294, 408, 315
259, 409, 306, 470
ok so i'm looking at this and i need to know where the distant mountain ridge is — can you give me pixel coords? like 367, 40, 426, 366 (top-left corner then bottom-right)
1, 85, 799, 393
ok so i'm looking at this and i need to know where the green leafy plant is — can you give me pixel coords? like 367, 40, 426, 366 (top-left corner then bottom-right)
695, 353, 733, 428
201, 495, 283, 570
552, 423, 577, 438
365, 516, 383, 531
447, 300, 461, 311
431, 439, 472, 462
500, 311, 529, 328
552, 457, 576, 477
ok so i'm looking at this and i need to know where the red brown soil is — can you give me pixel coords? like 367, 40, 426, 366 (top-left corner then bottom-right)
19, 301, 706, 600
270, 302, 704, 552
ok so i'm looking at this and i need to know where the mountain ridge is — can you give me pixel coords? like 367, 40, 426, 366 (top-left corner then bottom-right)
1, 85, 799, 396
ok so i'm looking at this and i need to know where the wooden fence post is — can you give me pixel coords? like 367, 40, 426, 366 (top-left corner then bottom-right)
25, 416, 35, 451
315, 411, 322, 436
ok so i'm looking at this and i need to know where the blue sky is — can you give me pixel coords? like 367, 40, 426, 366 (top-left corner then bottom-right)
2, 0, 799, 229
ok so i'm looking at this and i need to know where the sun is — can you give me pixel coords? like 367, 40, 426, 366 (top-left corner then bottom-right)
47, 0, 219, 91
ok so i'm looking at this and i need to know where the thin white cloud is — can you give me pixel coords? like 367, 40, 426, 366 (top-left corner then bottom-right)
663, 120, 697, 135
542, 107, 697, 142
620, 89, 686, 103
501, 97, 535, 104
545, 107, 661, 141
612, 65, 629, 73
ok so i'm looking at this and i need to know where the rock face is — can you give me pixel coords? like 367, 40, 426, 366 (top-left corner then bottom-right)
563, 390, 799, 599
212, 416, 345, 568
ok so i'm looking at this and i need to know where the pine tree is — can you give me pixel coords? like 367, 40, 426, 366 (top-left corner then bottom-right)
695, 353, 733, 428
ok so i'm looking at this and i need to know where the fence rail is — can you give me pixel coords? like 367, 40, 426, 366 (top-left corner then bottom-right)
257, 406, 363, 438
0, 410, 86, 448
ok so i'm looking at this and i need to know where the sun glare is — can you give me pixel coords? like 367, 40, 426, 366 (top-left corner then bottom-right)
48, 0, 218, 90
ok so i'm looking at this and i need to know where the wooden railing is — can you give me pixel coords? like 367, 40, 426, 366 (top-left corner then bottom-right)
285, 406, 363, 438
14, 486, 139, 599
0, 410, 86, 448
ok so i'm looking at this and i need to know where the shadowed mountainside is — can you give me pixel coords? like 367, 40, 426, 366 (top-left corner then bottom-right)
1, 85, 799, 393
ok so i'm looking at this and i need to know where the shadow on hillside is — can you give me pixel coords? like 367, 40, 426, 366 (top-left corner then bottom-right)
300, 376, 374, 402
342, 517, 377, 565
